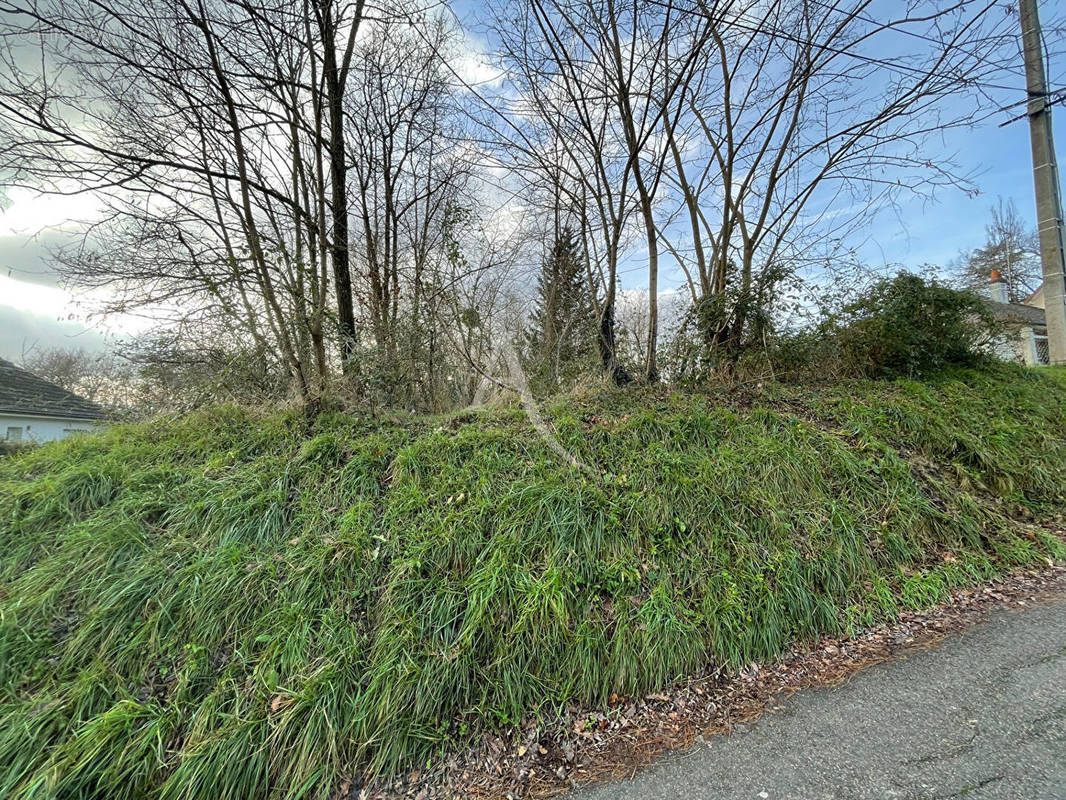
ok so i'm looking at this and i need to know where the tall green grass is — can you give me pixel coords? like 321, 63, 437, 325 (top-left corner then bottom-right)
1, 364, 1064, 798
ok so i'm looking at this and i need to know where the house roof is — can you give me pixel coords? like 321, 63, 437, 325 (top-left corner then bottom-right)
0, 358, 104, 421
1026, 282, 1044, 305
986, 300, 1047, 328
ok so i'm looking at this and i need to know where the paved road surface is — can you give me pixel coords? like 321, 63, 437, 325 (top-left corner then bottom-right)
570, 595, 1066, 800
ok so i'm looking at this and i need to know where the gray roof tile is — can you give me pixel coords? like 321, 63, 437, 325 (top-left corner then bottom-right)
0, 358, 104, 421
985, 300, 1047, 328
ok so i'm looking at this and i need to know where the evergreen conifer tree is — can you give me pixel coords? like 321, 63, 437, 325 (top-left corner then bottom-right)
526, 227, 597, 389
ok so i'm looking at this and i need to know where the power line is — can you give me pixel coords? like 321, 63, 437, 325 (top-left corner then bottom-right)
642, 0, 1032, 94
806, 0, 1027, 80
998, 88, 1066, 125
999, 14, 1066, 125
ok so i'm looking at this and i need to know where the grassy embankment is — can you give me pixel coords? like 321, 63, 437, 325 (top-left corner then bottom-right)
1, 364, 1064, 799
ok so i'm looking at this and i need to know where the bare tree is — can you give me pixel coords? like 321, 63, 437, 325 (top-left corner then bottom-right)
490, 0, 641, 383
955, 198, 1042, 302
348, 15, 468, 359
492, 0, 714, 382
0, 0, 1029, 410
314, 0, 367, 370
0, 0, 352, 401
489, 0, 1021, 376
658, 0, 1018, 356
20, 345, 136, 410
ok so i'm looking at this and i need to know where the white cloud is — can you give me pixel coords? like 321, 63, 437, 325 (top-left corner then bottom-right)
0, 272, 154, 349
0, 187, 103, 237
0, 305, 112, 362
0, 275, 119, 361
0, 188, 152, 352
453, 30, 506, 88
0, 274, 77, 319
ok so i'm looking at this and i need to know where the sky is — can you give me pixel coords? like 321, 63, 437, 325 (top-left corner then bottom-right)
0, 187, 149, 361
862, 114, 1061, 269
1, 0, 1064, 363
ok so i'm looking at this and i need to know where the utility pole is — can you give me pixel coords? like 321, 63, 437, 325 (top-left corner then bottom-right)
1020, 0, 1066, 365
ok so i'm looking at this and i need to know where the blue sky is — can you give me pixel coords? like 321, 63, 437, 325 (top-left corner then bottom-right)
862, 107, 1064, 270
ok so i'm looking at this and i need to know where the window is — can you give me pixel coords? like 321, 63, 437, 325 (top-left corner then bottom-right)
63, 428, 89, 436
1034, 334, 1050, 366
5, 426, 23, 442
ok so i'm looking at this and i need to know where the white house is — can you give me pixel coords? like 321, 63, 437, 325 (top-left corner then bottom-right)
985, 272, 1050, 366
0, 357, 105, 444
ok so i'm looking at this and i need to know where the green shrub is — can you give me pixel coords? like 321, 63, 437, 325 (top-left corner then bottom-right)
663, 262, 792, 384
767, 327, 843, 381
830, 272, 999, 378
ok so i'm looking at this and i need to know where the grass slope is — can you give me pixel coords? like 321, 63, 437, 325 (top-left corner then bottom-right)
1, 364, 1065, 799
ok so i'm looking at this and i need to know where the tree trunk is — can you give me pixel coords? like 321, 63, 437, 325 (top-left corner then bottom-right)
598, 297, 631, 385
639, 188, 659, 383
320, 2, 357, 372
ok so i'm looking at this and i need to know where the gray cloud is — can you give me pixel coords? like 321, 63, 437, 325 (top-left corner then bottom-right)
0, 305, 111, 362
0, 230, 73, 289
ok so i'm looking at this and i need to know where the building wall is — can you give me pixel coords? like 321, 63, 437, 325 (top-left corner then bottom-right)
0, 414, 102, 444
990, 332, 1024, 363
989, 327, 1049, 366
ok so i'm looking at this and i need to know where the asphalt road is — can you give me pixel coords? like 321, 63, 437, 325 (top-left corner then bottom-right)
569, 595, 1066, 800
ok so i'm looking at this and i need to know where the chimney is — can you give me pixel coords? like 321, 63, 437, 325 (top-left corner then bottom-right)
988, 270, 1008, 304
